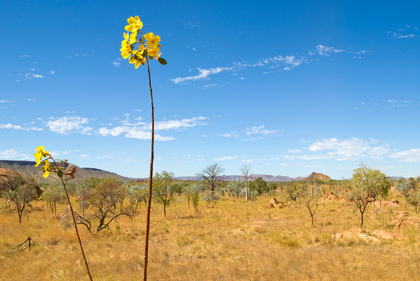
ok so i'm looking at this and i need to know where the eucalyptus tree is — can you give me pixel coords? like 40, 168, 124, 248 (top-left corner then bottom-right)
153, 171, 178, 216
347, 163, 390, 228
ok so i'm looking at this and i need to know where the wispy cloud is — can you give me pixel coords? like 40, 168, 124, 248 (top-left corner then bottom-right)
285, 138, 389, 161
67, 52, 89, 58
23, 72, 45, 80
0, 124, 22, 130
172, 44, 352, 84
389, 149, 420, 163
245, 125, 279, 136
310, 45, 345, 56
0, 100, 14, 103
46, 116, 92, 135
98, 116, 207, 141
215, 156, 237, 161
388, 25, 417, 39
0, 149, 29, 160
113, 58, 121, 67
171, 66, 235, 84
384, 99, 411, 107
220, 125, 280, 140
353, 50, 370, 59
99, 126, 174, 141
0, 123, 43, 131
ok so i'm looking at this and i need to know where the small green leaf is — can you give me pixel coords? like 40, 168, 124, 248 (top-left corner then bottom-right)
57, 169, 63, 178
158, 57, 167, 65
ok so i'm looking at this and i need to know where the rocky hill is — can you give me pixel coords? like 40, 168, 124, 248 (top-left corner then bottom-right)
306, 172, 331, 183
0, 160, 128, 184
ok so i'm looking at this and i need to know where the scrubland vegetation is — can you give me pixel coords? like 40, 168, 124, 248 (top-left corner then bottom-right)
1, 170, 419, 280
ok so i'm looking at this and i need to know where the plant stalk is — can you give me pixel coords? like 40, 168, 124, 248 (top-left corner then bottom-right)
61, 178, 93, 281
143, 58, 154, 281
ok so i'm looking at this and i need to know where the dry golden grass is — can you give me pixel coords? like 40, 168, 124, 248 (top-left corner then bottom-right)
0, 191, 419, 280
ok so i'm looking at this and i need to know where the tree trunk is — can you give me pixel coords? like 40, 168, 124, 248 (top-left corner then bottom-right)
245, 181, 249, 203
360, 211, 364, 228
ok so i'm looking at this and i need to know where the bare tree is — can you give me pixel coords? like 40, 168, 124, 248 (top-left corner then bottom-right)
299, 182, 321, 226
197, 163, 225, 192
197, 164, 225, 205
240, 164, 252, 202
78, 178, 129, 232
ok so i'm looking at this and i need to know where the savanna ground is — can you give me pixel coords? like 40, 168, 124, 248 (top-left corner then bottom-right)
0, 190, 419, 281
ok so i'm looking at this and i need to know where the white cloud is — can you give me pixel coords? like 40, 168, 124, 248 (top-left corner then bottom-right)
98, 116, 206, 141
50, 70, 55, 74
0, 100, 13, 103
353, 50, 369, 59
287, 149, 303, 153
112, 59, 121, 67
389, 149, 420, 163
171, 44, 355, 84
155, 116, 207, 130
0, 149, 29, 160
171, 66, 235, 84
313, 45, 345, 56
46, 116, 92, 134
0, 124, 23, 130
220, 133, 231, 138
286, 138, 389, 161
245, 125, 278, 136
389, 26, 417, 39
215, 156, 237, 161
98, 126, 127, 137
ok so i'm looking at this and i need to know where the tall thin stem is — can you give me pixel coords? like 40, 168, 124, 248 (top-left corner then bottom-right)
61, 177, 93, 281
143, 58, 154, 281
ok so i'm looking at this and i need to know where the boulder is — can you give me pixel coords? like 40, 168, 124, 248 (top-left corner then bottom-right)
266, 197, 281, 209
389, 216, 420, 230
374, 200, 401, 208
324, 192, 339, 200
334, 228, 380, 243
394, 211, 409, 220
373, 230, 404, 240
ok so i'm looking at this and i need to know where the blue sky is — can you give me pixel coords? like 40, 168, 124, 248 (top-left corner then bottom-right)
1, 0, 419, 179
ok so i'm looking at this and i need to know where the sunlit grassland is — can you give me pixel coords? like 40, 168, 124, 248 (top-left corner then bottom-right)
0, 190, 419, 281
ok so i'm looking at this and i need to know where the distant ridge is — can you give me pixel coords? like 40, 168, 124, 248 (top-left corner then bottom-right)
0, 160, 128, 183
175, 174, 304, 182
1, 160, 408, 183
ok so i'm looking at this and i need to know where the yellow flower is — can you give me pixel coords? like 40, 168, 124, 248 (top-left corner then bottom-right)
34, 146, 49, 167
144, 32, 161, 48
129, 31, 137, 44
120, 46, 131, 59
129, 51, 146, 69
125, 16, 143, 33
42, 159, 51, 178
147, 47, 160, 59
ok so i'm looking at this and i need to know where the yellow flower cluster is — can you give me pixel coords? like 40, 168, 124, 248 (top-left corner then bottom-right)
120, 16, 166, 68
34, 146, 76, 180
34, 146, 51, 178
